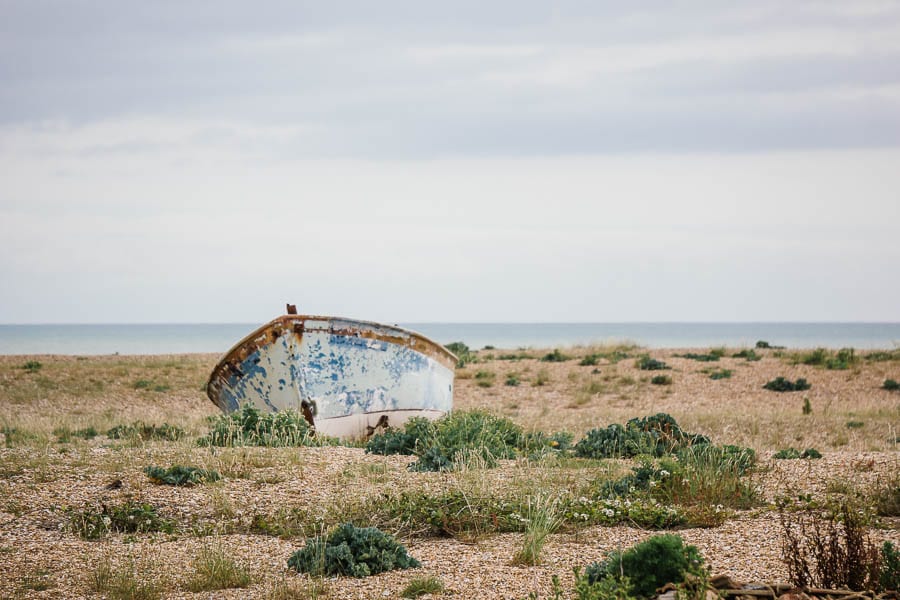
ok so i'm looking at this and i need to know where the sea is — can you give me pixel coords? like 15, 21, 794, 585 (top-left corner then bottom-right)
0, 322, 898, 355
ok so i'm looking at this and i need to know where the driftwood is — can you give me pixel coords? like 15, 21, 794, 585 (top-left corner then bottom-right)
710, 580, 898, 600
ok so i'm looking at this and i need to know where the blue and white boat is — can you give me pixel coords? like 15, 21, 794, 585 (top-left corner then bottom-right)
206, 309, 456, 439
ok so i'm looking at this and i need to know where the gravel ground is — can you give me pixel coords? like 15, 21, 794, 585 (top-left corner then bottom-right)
1, 348, 898, 599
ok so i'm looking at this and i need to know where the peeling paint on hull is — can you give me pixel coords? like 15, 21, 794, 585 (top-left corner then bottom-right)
206, 315, 456, 439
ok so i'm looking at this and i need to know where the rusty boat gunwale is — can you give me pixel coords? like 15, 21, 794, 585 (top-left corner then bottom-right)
205, 314, 457, 438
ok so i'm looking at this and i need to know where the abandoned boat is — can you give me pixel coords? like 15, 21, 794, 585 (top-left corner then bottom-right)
205, 307, 456, 439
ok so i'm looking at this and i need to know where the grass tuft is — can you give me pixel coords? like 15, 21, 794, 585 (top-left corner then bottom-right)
187, 542, 252, 592
512, 492, 562, 566
401, 576, 445, 598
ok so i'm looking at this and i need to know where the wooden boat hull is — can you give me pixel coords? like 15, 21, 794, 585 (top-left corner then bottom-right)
206, 315, 456, 439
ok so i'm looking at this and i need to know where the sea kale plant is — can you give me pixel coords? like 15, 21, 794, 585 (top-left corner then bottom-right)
573, 413, 709, 459
763, 377, 812, 392
144, 465, 222, 486
365, 410, 569, 471
287, 523, 420, 577
67, 501, 175, 540
581, 534, 707, 599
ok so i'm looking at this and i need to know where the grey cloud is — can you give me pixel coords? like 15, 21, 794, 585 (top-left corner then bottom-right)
1, 1, 899, 155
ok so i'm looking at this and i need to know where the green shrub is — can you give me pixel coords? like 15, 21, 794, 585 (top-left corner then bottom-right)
68, 501, 174, 539
21, 360, 43, 373
763, 377, 811, 392
733, 349, 761, 361
287, 523, 420, 577
882, 541, 900, 591
574, 424, 644, 459
107, 422, 184, 442
401, 576, 444, 598
756, 340, 784, 349
574, 414, 709, 460
846, 420, 865, 429
365, 417, 436, 456
708, 369, 732, 380
505, 374, 520, 386
474, 370, 495, 387
636, 356, 669, 371
445, 341, 476, 367
883, 379, 900, 391
677, 353, 719, 362
774, 448, 822, 459
199, 404, 332, 447
144, 465, 222, 486
409, 411, 523, 471
584, 535, 706, 599
826, 348, 858, 370
133, 379, 153, 389
801, 348, 828, 365
367, 410, 568, 472
603, 446, 757, 511
865, 350, 900, 362
574, 569, 636, 600
650, 375, 672, 386
542, 349, 570, 363
579, 355, 600, 366
498, 352, 531, 361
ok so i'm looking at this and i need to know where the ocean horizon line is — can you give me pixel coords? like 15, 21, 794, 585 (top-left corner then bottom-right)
2, 320, 898, 326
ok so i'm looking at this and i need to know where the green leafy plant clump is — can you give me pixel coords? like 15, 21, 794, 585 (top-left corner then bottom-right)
542, 349, 571, 362
773, 448, 822, 459
763, 377, 811, 392
287, 523, 420, 577
107, 422, 184, 442
677, 352, 719, 362
883, 379, 900, 391
444, 341, 476, 368
366, 410, 566, 471
199, 404, 335, 447
708, 369, 732, 380
144, 465, 222, 486
733, 349, 761, 361
650, 375, 672, 385
574, 413, 709, 459
599, 444, 758, 514
582, 534, 706, 599
21, 360, 43, 373
882, 541, 900, 591
68, 501, 175, 540
636, 356, 669, 371
756, 340, 784, 349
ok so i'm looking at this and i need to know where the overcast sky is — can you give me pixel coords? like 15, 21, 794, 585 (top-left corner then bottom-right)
1, 1, 899, 324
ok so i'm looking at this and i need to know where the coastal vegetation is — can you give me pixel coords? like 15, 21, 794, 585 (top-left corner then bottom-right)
1, 346, 898, 598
